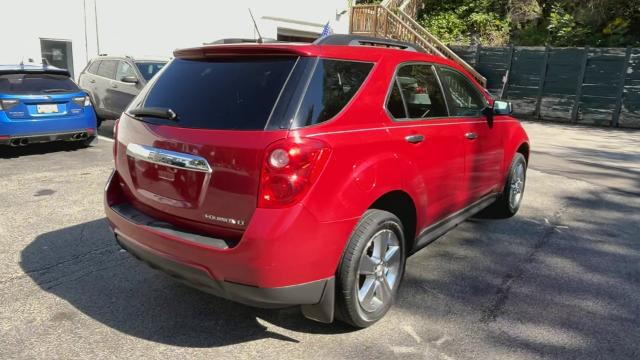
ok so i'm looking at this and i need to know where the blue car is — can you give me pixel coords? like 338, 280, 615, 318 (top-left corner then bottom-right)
0, 64, 97, 147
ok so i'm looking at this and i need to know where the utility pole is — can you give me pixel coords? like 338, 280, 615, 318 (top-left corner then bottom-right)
94, 0, 101, 55
83, 0, 89, 62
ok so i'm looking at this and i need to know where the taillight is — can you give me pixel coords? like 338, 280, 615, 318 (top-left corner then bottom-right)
0, 99, 20, 111
113, 118, 120, 158
258, 138, 331, 208
72, 96, 92, 107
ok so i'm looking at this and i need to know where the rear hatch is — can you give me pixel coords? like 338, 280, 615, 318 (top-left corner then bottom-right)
114, 50, 312, 240
0, 72, 87, 119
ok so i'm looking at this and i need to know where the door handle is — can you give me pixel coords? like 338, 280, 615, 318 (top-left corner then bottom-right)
111, 83, 118, 89
465, 132, 478, 140
405, 134, 425, 144
89, 79, 95, 83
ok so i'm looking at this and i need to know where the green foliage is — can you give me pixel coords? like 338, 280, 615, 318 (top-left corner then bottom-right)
416, 0, 640, 46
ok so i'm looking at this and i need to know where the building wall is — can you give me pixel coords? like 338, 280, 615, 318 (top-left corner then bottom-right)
1, 0, 350, 79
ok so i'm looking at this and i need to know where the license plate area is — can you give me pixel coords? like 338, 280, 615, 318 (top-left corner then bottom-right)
36, 104, 59, 114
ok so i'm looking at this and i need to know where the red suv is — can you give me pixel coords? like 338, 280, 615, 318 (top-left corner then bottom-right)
105, 35, 529, 327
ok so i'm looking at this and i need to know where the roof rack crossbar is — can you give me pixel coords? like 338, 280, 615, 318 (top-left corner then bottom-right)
313, 34, 424, 53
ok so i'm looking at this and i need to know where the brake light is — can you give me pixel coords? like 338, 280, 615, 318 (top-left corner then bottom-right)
258, 138, 331, 208
72, 96, 91, 107
0, 99, 19, 111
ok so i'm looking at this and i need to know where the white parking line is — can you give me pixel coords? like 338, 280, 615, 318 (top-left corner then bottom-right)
98, 135, 114, 142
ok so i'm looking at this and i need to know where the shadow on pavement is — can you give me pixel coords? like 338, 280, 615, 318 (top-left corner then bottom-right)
18, 177, 640, 355
395, 185, 640, 359
20, 218, 353, 348
0, 141, 88, 159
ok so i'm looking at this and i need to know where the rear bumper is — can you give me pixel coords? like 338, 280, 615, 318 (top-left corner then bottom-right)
0, 129, 95, 145
115, 232, 332, 309
104, 170, 357, 311
0, 109, 97, 140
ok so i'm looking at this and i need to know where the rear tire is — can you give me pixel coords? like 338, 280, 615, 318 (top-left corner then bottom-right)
335, 209, 406, 328
482, 153, 527, 218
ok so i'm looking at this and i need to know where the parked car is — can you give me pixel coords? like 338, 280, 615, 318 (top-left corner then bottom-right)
78, 55, 167, 127
0, 64, 97, 147
104, 35, 530, 327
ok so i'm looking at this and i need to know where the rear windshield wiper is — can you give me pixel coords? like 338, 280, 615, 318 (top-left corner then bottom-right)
128, 107, 178, 121
42, 89, 73, 93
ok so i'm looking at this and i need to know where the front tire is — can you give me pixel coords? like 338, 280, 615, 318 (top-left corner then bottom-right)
483, 153, 527, 218
335, 209, 406, 328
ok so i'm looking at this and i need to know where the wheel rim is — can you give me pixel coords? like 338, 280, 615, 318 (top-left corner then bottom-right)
509, 163, 525, 209
356, 229, 401, 313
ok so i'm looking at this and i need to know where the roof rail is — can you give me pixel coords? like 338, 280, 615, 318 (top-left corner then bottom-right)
313, 34, 424, 52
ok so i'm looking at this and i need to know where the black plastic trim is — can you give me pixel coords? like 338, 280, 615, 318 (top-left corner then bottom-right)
115, 233, 332, 310
111, 203, 231, 250
313, 34, 424, 53
411, 194, 498, 253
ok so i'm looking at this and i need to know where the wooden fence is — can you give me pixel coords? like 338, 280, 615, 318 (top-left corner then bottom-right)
451, 45, 640, 129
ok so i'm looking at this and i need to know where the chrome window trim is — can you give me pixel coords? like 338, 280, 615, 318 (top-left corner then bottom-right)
126, 143, 212, 173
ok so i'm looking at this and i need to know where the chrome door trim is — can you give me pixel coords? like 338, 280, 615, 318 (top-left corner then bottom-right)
126, 143, 212, 173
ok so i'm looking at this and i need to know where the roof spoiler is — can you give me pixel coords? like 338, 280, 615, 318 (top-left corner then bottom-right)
174, 44, 316, 59
0, 67, 70, 77
313, 34, 424, 52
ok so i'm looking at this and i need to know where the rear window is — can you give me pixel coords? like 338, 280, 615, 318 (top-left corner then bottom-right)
135, 61, 166, 81
87, 60, 100, 74
294, 59, 373, 127
0, 73, 79, 94
129, 57, 297, 130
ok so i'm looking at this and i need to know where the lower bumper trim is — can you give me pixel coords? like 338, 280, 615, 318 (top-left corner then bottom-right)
115, 232, 333, 310
0, 130, 94, 145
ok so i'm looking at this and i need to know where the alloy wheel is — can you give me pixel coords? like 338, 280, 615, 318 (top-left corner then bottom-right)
356, 229, 401, 313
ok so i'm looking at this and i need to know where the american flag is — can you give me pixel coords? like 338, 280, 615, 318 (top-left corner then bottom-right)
320, 22, 333, 37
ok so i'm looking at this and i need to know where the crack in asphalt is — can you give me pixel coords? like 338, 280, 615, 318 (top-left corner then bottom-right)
480, 208, 566, 323
0, 245, 121, 287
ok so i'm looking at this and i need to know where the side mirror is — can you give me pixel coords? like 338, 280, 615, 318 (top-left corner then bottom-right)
493, 100, 513, 115
121, 75, 139, 84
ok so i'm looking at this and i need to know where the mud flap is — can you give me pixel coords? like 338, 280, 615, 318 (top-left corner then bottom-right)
301, 277, 335, 323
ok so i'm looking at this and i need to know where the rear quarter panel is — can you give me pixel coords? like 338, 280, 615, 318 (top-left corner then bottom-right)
292, 52, 429, 235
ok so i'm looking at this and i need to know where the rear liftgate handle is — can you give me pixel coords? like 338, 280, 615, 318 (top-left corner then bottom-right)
405, 134, 425, 144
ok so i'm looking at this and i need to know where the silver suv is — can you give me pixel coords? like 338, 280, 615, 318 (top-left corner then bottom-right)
78, 55, 167, 127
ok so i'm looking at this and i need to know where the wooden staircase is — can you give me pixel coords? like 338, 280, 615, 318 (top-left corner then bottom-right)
349, 0, 487, 87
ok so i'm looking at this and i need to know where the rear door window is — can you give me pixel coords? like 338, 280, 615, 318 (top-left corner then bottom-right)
0, 73, 79, 94
128, 57, 297, 130
87, 60, 100, 74
294, 59, 373, 127
386, 63, 448, 120
97, 60, 117, 79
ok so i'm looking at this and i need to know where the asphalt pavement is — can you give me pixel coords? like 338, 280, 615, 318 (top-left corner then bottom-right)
0, 121, 638, 359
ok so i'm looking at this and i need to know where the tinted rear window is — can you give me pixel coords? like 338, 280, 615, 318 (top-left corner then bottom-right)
129, 57, 297, 130
0, 73, 79, 94
294, 59, 373, 127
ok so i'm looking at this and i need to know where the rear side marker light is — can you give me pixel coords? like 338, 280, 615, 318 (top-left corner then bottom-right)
258, 138, 331, 209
